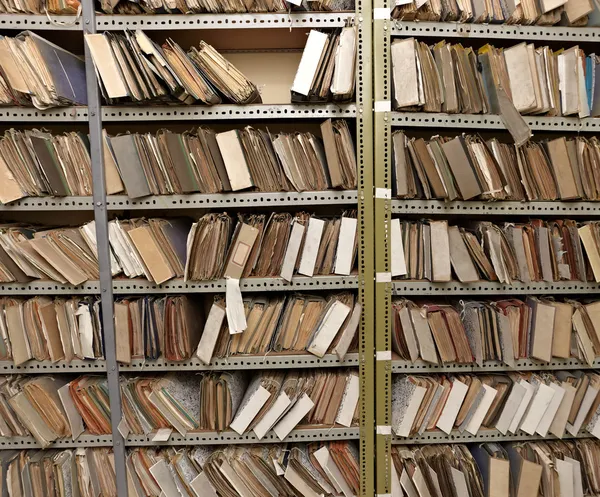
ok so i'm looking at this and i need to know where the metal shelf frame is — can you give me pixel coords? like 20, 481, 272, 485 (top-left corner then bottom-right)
391, 280, 600, 295
393, 430, 593, 445
0, 360, 106, 373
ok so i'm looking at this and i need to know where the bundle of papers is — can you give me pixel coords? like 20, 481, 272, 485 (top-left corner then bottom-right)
0, 0, 80, 13
393, 297, 600, 366
85, 31, 260, 105
391, 218, 593, 284
0, 374, 108, 446
0, 296, 103, 366
120, 369, 359, 439
393, 132, 600, 201
0, 32, 87, 109
0, 448, 116, 497
128, 441, 359, 497
392, 371, 600, 439
291, 27, 357, 103
107, 119, 356, 199
392, 39, 600, 123
196, 292, 360, 365
391, 0, 598, 24
101, 0, 354, 13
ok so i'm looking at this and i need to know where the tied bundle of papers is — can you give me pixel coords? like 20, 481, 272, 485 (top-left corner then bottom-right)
195, 292, 360, 365
392, 39, 600, 142
391, 440, 600, 497
0, 32, 87, 109
392, 371, 600, 439
393, 297, 600, 366
120, 370, 359, 439
106, 119, 356, 199
390, 218, 596, 284
101, 0, 354, 13
128, 442, 359, 497
0, 375, 110, 446
291, 27, 357, 103
85, 31, 260, 105
0, 129, 101, 205
393, 132, 600, 202
0, 296, 104, 366
0, 449, 116, 497
391, 0, 598, 24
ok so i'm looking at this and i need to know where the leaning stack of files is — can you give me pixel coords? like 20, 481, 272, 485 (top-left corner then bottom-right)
0, 296, 104, 366
390, 217, 598, 284
0, 32, 87, 108
391, 371, 600, 439
127, 442, 359, 497
115, 292, 360, 364
0, 0, 80, 13
393, 132, 600, 202
291, 27, 357, 103
391, 0, 598, 24
101, 0, 355, 13
120, 369, 359, 438
85, 30, 260, 105
391, 440, 600, 497
0, 374, 110, 446
392, 297, 600, 366
0, 448, 116, 497
106, 119, 356, 199
392, 39, 600, 119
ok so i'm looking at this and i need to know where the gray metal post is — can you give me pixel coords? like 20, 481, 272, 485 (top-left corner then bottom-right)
80, 2, 128, 495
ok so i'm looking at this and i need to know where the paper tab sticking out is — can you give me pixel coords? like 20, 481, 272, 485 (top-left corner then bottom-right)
226, 278, 246, 334
273, 459, 285, 476
497, 87, 532, 146
117, 416, 130, 439
190, 473, 218, 497
149, 460, 179, 497
274, 393, 315, 440
152, 427, 173, 442
196, 302, 226, 365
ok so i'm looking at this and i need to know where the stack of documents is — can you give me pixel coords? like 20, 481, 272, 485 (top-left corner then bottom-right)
0, 0, 80, 13
393, 297, 600, 366
0, 374, 108, 445
0, 296, 103, 366
195, 292, 360, 365
120, 369, 359, 438
128, 441, 359, 497
0, 32, 87, 109
391, 0, 597, 24
86, 31, 260, 105
106, 119, 356, 199
291, 27, 357, 103
390, 218, 592, 284
0, 449, 115, 497
392, 371, 600, 439
392, 132, 600, 201
101, 0, 354, 13
392, 39, 600, 121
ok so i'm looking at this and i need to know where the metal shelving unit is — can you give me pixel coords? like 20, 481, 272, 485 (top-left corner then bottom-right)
393, 430, 592, 445
391, 280, 600, 295
0, 13, 81, 29
0, 360, 106, 373
0, 435, 113, 449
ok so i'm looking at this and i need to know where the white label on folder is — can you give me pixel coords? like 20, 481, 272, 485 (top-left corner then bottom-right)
226, 278, 246, 334
253, 391, 292, 440
281, 223, 305, 282
336, 374, 359, 427
298, 218, 325, 277
273, 393, 315, 440
230, 386, 271, 435
196, 303, 226, 365
149, 460, 179, 497
436, 380, 468, 435
334, 217, 357, 276
391, 218, 407, 277
152, 428, 173, 442
117, 416, 130, 439
190, 472, 218, 497
307, 300, 351, 357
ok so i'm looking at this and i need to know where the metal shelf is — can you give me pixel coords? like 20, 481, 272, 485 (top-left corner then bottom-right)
391, 111, 600, 131
125, 427, 359, 446
392, 357, 600, 373
392, 199, 600, 216
392, 281, 600, 295
120, 353, 358, 371
106, 190, 358, 210
102, 103, 356, 121
0, 107, 88, 122
112, 275, 358, 294
97, 12, 354, 30
392, 429, 592, 445
391, 20, 600, 42
0, 434, 113, 449
0, 359, 105, 373
0, 281, 99, 295
0, 197, 94, 211
0, 14, 81, 30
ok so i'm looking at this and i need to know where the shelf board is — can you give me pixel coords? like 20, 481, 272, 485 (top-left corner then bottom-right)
125, 426, 359, 446
0, 107, 88, 122
392, 280, 600, 295
96, 12, 354, 29
390, 20, 600, 42
102, 103, 356, 121
392, 199, 600, 216
0, 434, 113, 449
391, 111, 600, 131
112, 275, 358, 294
392, 357, 600, 373
392, 429, 593, 445
0, 13, 81, 29
0, 359, 106, 373
120, 353, 358, 371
